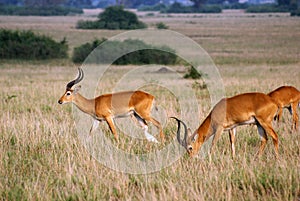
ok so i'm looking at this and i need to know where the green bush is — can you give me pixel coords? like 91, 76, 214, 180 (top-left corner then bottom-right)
184, 66, 203, 79
72, 38, 180, 65
0, 5, 83, 16
72, 38, 106, 63
0, 29, 68, 60
290, 8, 300, 16
76, 20, 103, 29
156, 22, 169, 29
76, 6, 147, 30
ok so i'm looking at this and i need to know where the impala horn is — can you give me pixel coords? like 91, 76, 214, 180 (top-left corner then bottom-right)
66, 68, 84, 90
171, 117, 188, 149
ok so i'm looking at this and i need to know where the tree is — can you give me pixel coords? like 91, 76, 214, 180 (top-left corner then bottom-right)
190, 0, 207, 9
98, 6, 146, 29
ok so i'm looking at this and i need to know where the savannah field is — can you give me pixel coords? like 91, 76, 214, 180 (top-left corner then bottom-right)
0, 9, 300, 200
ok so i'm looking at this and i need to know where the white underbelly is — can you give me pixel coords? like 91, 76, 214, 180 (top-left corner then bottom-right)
224, 117, 256, 131
93, 110, 134, 121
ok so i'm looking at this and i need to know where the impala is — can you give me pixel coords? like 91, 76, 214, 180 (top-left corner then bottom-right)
172, 92, 279, 158
268, 86, 300, 130
58, 68, 164, 143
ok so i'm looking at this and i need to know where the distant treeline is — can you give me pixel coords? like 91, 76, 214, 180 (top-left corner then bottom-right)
0, 5, 83, 16
72, 38, 180, 65
0, 0, 157, 9
0, 29, 183, 66
139, 2, 298, 13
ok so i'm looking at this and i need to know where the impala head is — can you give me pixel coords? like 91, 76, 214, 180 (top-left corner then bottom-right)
171, 117, 201, 157
58, 68, 84, 104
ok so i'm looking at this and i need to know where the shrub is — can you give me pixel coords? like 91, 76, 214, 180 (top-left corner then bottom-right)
72, 38, 106, 63
72, 38, 180, 65
76, 6, 147, 30
156, 22, 168, 29
290, 8, 300, 16
0, 29, 68, 60
184, 66, 203, 79
0, 5, 83, 16
76, 20, 104, 29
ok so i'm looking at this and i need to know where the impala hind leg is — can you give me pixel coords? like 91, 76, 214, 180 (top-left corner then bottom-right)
291, 102, 299, 130
257, 119, 279, 159
136, 110, 164, 142
144, 116, 164, 142
275, 107, 283, 123
134, 112, 158, 143
256, 124, 268, 158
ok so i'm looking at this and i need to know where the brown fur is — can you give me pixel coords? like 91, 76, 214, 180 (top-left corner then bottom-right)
268, 86, 300, 130
59, 88, 164, 141
177, 92, 279, 158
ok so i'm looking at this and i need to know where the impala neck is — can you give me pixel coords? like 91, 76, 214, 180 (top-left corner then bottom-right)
73, 93, 95, 116
194, 114, 212, 144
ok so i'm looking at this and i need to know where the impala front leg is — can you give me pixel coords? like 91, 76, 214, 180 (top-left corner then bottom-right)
210, 127, 224, 155
105, 116, 118, 141
291, 102, 299, 130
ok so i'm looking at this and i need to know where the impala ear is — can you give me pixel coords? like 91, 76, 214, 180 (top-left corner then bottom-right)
188, 128, 192, 136
74, 85, 81, 94
186, 128, 193, 144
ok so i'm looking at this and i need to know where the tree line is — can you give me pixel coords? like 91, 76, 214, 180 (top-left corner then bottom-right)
1, 0, 298, 12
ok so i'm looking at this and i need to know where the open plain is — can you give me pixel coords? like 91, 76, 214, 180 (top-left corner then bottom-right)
0, 10, 299, 200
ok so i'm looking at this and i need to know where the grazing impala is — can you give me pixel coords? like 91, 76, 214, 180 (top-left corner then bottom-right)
268, 86, 300, 130
172, 92, 280, 158
58, 68, 164, 143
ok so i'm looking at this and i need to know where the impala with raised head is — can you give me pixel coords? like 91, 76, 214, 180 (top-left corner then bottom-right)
268, 86, 300, 130
58, 68, 164, 143
173, 92, 280, 158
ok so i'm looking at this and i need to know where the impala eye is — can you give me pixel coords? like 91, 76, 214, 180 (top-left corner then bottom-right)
66, 91, 71, 96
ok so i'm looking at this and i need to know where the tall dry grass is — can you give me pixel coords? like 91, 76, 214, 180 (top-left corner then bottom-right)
0, 64, 299, 200
0, 11, 299, 200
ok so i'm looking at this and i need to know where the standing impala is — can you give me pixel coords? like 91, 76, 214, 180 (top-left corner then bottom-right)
58, 68, 164, 143
173, 92, 280, 158
268, 86, 300, 130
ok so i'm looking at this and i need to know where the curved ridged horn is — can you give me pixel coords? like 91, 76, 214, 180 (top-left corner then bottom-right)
66, 68, 84, 90
171, 117, 188, 149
